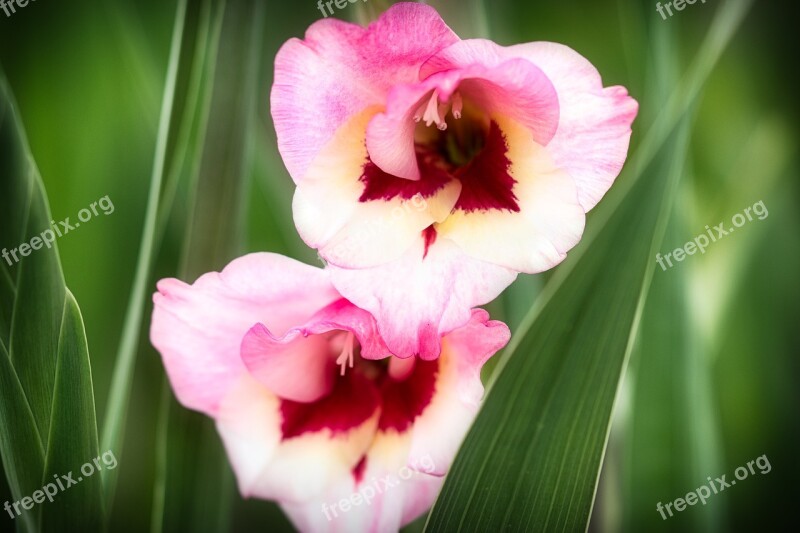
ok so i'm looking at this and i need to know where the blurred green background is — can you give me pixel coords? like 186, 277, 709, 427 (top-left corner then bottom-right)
1, 0, 797, 531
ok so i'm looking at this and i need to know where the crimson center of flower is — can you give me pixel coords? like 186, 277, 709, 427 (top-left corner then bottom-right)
279, 330, 440, 441
359, 89, 520, 214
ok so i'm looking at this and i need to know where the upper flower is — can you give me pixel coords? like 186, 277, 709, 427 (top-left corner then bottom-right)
271, 3, 637, 359
150, 253, 510, 532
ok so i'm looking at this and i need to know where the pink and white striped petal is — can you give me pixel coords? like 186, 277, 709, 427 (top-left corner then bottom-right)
150, 253, 339, 416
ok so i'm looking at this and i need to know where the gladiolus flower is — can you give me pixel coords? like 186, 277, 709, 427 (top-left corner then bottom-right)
150, 253, 510, 532
271, 3, 638, 359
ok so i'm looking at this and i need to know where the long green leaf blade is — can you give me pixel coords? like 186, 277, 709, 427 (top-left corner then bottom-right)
40, 290, 102, 532
0, 76, 65, 451
0, 73, 102, 532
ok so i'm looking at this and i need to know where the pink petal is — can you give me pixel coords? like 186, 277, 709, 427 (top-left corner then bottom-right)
216, 374, 381, 503
281, 311, 509, 530
327, 237, 517, 359
304, 299, 391, 360
436, 116, 586, 273
406, 309, 510, 474
241, 299, 391, 399
150, 253, 339, 415
271, 3, 459, 183
366, 60, 559, 180
421, 39, 638, 211
508, 42, 638, 210
240, 323, 335, 403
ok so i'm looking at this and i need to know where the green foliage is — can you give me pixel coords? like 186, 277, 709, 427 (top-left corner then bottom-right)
0, 77, 102, 533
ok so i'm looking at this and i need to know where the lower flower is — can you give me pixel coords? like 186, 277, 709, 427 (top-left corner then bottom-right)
150, 253, 510, 532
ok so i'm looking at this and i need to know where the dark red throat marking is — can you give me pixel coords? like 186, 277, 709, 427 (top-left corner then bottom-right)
358, 121, 519, 213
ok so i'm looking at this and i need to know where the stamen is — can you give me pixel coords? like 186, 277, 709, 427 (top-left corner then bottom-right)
452, 92, 463, 119
335, 332, 355, 376
415, 90, 457, 130
423, 91, 445, 129
437, 104, 449, 130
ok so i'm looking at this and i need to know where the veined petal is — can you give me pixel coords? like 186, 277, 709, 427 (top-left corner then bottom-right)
421, 39, 638, 211
328, 237, 517, 359
271, 3, 459, 183
437, 116, 586, 273
150, 253, 339, 415
278, 351, 457, 531
216, 373, 381, 503
290, 109, 376, 250
507, 42, 638, 211
320, 179, 461, 269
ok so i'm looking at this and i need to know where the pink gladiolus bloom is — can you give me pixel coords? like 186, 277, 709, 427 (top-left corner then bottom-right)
271, 3, 638, 359
150, 253, 510, 532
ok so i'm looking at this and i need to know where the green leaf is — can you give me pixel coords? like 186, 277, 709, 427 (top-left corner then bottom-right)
619, 113, 793, 533
0, 339, 45, 533
40, 291, 102, 532
0, 78, 65, 458
0, 75, 101, 531
618, 199, 719, 532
